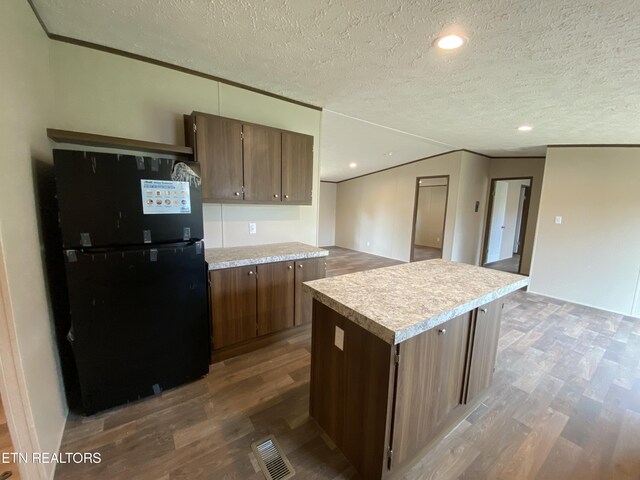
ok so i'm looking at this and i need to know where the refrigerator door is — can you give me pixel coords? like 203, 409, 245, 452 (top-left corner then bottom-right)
54, 150, 204, 248
64, 241, 210, 414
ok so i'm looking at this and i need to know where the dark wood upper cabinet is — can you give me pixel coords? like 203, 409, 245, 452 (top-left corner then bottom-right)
210, 266, 257, 349
243, 124, 282, 203
294, 258, 326, 326
465, 300, 502, 403
256, 261, 295, 336
282, 131, 313, 204
191, 113, 243, 202
186, 112, 313, 205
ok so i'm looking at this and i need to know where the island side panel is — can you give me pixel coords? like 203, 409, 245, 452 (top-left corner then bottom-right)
390, 311, 472, 470
310, 300, 395, 480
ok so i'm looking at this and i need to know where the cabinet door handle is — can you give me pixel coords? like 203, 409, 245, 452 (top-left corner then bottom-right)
298, 264, 303, 269
438, 328, 446, 335
234, 191, 241, 196
248, 271, 255, 275
284, 194, 289, 199
480, 308, 488, 313
288, 265, 293, 269
274, 194, 279, 198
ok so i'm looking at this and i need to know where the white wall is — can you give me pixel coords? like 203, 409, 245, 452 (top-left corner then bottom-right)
498, 179, 530, 261
335, 151, 491, 264
0, 1, 67, 478
319, 182, 337, 246
529, 147, 640, 316
50, 43, 322, 249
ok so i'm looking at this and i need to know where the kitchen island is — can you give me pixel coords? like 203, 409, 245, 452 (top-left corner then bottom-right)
303, 259, 528, 479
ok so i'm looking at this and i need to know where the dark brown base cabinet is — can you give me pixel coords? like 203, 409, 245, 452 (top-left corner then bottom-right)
209, 258, 325, 359
309, 299, 504, 479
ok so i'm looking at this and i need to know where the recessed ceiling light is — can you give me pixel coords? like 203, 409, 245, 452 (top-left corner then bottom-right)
349, 162, 357, 168
517, 125, 533, 132
386, 151, 394, 156
436, 34, 465, 50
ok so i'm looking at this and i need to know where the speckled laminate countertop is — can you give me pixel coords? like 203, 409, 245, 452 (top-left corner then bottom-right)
303, 259, 529, 345
205, 242, 328, 270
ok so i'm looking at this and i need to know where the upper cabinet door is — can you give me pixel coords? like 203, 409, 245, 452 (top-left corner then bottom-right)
194, 114, 243, 201
243, 124, 282, 202
281, 131, 313, 204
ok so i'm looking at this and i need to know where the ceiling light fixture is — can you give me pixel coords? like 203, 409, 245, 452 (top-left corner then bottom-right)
517, 125, 533, 132
349, 162, 357, 168
386, 151, 394, 156
436, 34, 465, 50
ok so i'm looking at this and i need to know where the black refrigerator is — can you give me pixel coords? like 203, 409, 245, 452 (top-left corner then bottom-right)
53, 149, 210, 415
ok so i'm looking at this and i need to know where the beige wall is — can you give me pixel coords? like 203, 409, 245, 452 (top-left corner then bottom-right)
451, 152, 491, 265
334, 151, 495, 263
488, 157, 545, 275
414, 185, 447, 248
0, 1, 67, 478
319, 182, 337, 246
50, 43, 322, 249
529, 147, 640, 316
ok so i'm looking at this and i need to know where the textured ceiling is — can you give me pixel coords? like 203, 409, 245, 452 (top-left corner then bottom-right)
32, 0, 640, 180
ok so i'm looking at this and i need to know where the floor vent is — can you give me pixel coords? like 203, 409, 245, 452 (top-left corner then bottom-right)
251, 435, 295, 480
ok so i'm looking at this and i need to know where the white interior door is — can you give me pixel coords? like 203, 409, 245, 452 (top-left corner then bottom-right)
486, 181, 508, 263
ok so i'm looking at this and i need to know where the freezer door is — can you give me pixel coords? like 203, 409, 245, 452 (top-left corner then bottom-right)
64, 241, 209, 414
54, 149, 203, 248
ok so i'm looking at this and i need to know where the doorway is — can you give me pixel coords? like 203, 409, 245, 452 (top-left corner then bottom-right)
482, 177, 532, 274
410, 176, 449, 262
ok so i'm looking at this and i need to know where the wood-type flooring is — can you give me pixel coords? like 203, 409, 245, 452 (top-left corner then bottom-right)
0, 393, 20, 479
55, 247, 640, 479
412, 245, 442, 262
484, 253, 521, 274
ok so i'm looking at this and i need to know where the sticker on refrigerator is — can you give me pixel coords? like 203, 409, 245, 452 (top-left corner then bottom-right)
140, 179, 191, 214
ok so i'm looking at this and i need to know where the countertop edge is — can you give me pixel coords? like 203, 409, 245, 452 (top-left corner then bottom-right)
208, 249, 328, 271
303, 286, 397, 344
303, 276, 530, 345
392, 277, 530, 344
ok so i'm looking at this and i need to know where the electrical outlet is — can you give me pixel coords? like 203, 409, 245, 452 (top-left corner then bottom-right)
334, 326, 344, 350
366, 241, 371, 247
249, 222, 257, 234
554, 216, 562, 225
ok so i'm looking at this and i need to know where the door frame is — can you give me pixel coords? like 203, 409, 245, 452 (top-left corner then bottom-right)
410, 175, 450, 262
514, 184, 531, 255
0, 237, 45, 479
481, 176, 533, 274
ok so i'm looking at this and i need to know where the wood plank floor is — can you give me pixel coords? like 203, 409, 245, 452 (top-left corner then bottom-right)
484, 253, 521, 274
412, 245, 442, 262
55, 247, 640, 479
0, 394, 20, 479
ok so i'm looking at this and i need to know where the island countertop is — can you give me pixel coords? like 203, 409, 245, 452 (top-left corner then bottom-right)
303, 259, 529, 345
205, 242, 328, 270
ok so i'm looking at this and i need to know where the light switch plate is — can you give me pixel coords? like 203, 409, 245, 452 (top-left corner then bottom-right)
334, 326, 344, 351
555, 216, 562, 225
